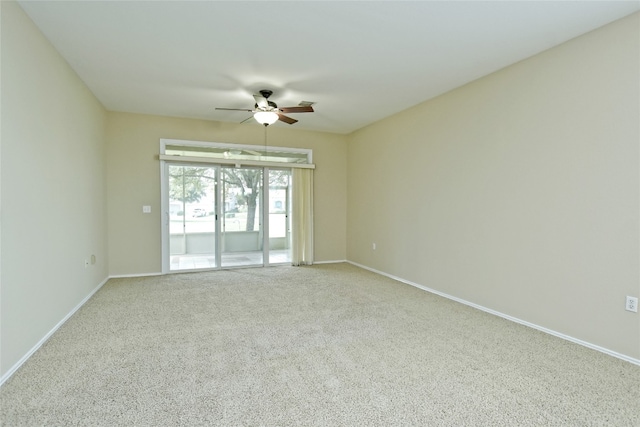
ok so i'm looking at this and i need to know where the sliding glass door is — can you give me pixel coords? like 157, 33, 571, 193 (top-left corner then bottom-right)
221, 167, 263, 267
268, 169, 291, 264
164, 164, 291, 272
168, 165, 218, 271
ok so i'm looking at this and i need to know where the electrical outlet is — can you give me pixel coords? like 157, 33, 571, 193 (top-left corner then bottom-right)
626, 296, 638, 313
372, 243, 376, 250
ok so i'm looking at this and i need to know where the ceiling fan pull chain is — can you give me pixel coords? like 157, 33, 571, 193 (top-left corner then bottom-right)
264, 125, 268, 156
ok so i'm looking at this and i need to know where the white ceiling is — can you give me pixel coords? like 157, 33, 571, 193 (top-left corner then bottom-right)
17, 1, 640, 134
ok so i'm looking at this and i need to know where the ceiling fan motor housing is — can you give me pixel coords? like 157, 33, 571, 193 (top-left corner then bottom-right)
255, 90, 277, 110
254, 101, 278, 110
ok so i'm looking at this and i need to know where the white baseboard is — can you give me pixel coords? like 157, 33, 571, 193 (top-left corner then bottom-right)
0, 276, 111, 387
347, 260, 640, 367
108, 272, 162, 279
313, 259, 347, 265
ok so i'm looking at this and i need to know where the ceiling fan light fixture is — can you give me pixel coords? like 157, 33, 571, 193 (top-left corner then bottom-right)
254, 111, 278, 126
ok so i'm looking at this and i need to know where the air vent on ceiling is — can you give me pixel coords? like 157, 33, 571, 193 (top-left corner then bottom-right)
298, 101, 316, 107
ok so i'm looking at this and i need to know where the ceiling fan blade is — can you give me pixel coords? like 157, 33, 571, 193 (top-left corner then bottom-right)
279, 106, 314, 114
216, 107, 254, 112
277, 113, 298, 125
253, 94, 269, 109
240, 116, 254, 124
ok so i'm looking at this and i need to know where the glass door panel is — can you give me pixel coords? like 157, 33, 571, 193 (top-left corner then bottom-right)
168, 165, 217, 271
221, 167, 263, 267
268, 169, 291, 264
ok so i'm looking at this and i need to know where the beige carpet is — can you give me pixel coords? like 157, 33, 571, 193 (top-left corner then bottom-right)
1, 263, 639, 426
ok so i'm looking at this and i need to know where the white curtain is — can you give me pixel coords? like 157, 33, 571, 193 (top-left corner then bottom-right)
291, 168, 314, 266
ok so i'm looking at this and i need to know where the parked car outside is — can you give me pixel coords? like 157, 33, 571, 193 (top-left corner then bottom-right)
192, 208, 207, 217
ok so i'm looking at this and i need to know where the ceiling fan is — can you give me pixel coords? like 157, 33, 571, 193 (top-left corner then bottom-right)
216, 90, 314, 126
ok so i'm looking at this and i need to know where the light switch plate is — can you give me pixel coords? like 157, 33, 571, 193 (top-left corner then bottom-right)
142, 205, 151, 213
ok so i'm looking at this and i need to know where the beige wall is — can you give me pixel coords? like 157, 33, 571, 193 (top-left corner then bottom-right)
347, 13, 640, 359
106, 113, 347, 275
1, 1, 108, 376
